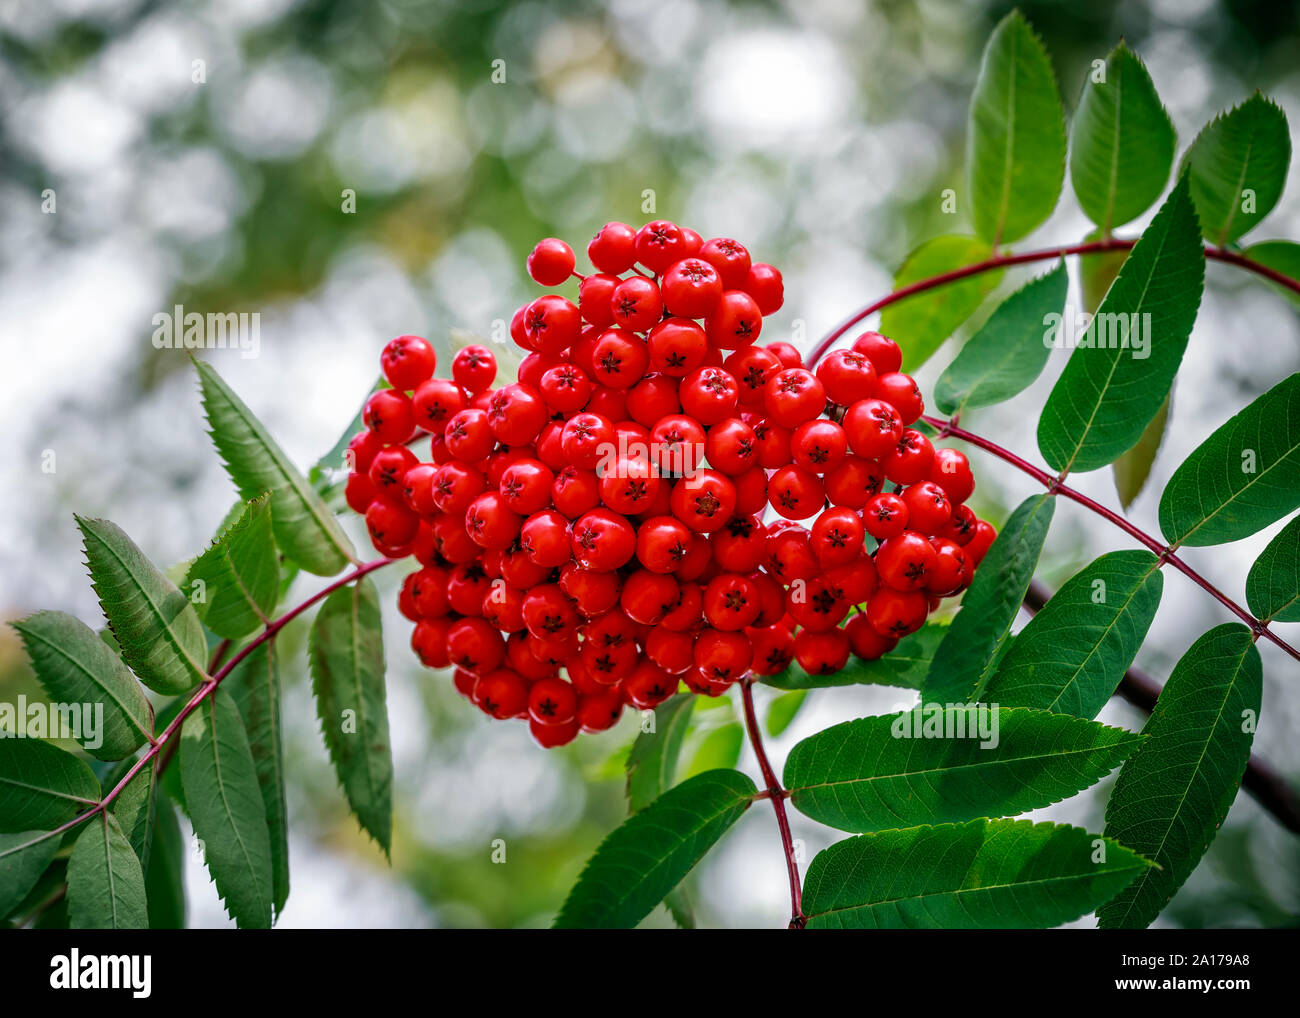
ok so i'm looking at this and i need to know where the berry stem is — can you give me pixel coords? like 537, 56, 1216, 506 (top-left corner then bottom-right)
739, 676, 806, 929
809, 238, 1300, 368
1023, 580, 1300, 835
41, 557, 396, 842
923, 414, 1299, 663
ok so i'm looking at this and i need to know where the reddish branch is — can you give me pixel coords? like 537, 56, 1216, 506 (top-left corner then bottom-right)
740, 677, 806, 929
41, 557, 395, 842
809, 238, 1300, 368
1024, 580, 1300, 835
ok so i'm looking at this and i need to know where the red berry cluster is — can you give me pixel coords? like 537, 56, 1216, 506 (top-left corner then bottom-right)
344, 221, 999, 748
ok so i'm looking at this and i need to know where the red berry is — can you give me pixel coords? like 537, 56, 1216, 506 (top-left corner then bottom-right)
650, 414, 707, 474
609, 275, 664, 332
625, 374, 682, 427
743, 263, 784, 315
766, 341, 803, 368
577, 689, 624, 732
900, 480, 952, 535
591, 328, 650, 389
634, 220, 689, 274
381, 335, 437, 391
764, 368, 825, 428
527, 237, 576, 286
794, 628, 851, 675
768, 464, 824, 521
412, 378, 467, 434
752, 419, 793, 469
724, 346, 783, 407
926, 538, 971, 596
446, 617, 506, 673
623, 661, 678, 709
486, 383, 547, 446
852, 331, 903, 374
811, 507, 865, 568
345, 472, 378, 515
476, 668, 530, 719
369, 446, 419, 492
748, 624, 795, 675
703, 573, 762, 631
529, 677, 578, 726
880, 429, 935, 484
791, 419, 848, 474
443, 408, 494, 461
523, 294, 581, 355
864, 587, 929, 639
465, 491, 522, 550
680, 366, 740, 425
670, 469, 737, 533
966, 520, 997, 565
661, 258, 724, 319
846, 612, 896, 660
705, 417, 758, 476
705, 290, 763, 350
365, 496, 419, 548
636, 515, 694, 573
843, 398, 902, 459
824, 455, 884, 509
451, 344, 496, 394
588, 222, 638, 274
499, 458, 554, 515
346, 430, 383, 474
647, 318, 708, 377
699, 238, 751, 289
620, 570, 681, 625
863, 492, 909, 541
412, 617, 453, 668
599, 456, 662, 515
930, 448, 975, 504
693, 629, 753, 683
552, 466, 602, 518
875, 372, 924, 424
875, 530, 937, 592
571, 508, 637, 571
816, 349, 877, 407
401, 463, 439, 515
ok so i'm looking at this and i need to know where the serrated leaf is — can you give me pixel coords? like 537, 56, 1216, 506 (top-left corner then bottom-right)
1037, 177, 1204, 475
766, 690, 808, 738
784, 707, 1141, 833
626, 693, 696, 813
308, 576, 392, 854
554, 769, 757, 929
879, 235, 1003, 369
180, 687, 274, 929
934, 263, 1067, 416
225, 641, 289, 914
195, 358, 354, 576
1070, 43, 1176, 232
1183, 94, 1291, 246
923, 494, 1055, 703
802, 818, 1152, 929
66, 811, 148, 929
0, 738, 100, 832
185, 495, 280, 639
145, 799, 187, 929
1244, 240, 1300, 306
0, 829, 62, 918
1246, 514, 1300, 622
685, 723, 743, 779
10, 611, 153, 760
983, 551, 1163, 719
763, 622, 945, 691
77, 516, 208, 695
1098, 623, 1262, 929
966, 11, 1066, 245
1158, 372, 1300, 547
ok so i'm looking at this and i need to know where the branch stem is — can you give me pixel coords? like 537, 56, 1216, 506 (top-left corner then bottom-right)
740, 677, 806, 929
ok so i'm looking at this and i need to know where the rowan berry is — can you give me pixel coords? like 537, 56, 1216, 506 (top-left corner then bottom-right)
381, 335, 438, 391
705, 290, 763, 350
588, 221, 638, 274
647, 318, 709, 377
451, 344, 496, 394
765, 368, 826, 428
661, 258, 724, 319
852, 331, 903, 374
527, 238, 576, 286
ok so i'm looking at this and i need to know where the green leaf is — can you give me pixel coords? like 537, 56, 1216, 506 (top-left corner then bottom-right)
1158, 372, 1300, 547
195, 358, 354, 576
933, 263, 1067, 416
554, 769, 757, 929
1069, 43, 1176, 232
685, 723, 744, 779
1246, 515, 1300, 622
982, 551, 1163, 719
923, 494, 1055, 703
145, 799, 187, 929
1244, 240, 1300, 306
1183, 94, 1291, 246
763, 622, 945, 691
766, 690, 808, 738
225, 641, 290, 915
1113, 391, 1172, 509
966, 10, 1066, 245
879, 235, 1003, 369
77, 516, 209, 695
0, 739, 100, 832
185, 495, 280, 639
1037, 177, 1205, 475
802, 818, 1152, 929
784, 707, 1141, 833
180, 688, 274, 929
308, 576, 392, 854
10, 611, 153, 760
626, 693, 696, 813
66, 812, 148, 929
108, 760, 157, 870
1079, 240, 1129, 315
0, 829, 62, 918
1099, 623, 1262, 929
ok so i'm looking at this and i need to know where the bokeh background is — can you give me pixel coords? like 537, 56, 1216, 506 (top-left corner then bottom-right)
2, 0, 1298, 928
